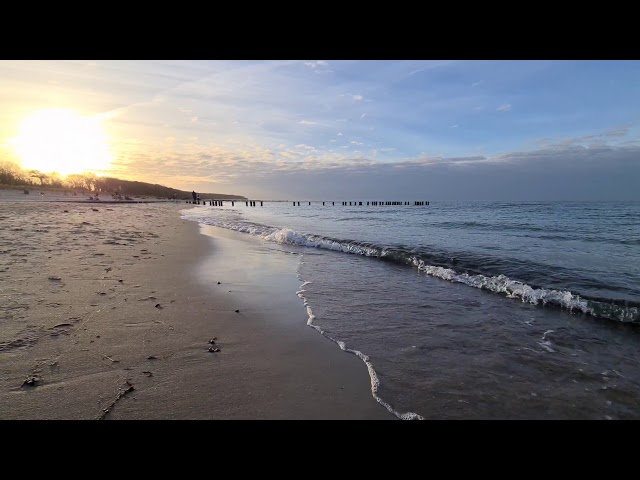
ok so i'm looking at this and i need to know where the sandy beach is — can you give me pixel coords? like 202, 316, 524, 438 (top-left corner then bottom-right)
0, 198, 393, 419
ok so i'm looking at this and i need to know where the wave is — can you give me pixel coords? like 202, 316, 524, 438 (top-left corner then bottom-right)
181, 209, 640, 323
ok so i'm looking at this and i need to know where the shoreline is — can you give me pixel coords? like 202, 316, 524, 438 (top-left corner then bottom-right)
0, 201, 393, 419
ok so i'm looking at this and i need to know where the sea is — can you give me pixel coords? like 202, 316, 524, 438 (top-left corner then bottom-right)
181, 200, 640, 420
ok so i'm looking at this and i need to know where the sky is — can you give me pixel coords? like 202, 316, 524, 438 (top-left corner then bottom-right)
1, 60, 639, 200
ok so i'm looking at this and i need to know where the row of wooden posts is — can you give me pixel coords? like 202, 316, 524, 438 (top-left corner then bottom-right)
186, 200, 261, 206
186, 200, 430, 206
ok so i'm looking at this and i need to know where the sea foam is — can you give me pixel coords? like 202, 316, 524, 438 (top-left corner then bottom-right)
296, 276, 424, 420
181, 209, 639, 323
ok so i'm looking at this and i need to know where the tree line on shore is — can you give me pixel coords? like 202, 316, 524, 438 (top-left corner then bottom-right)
0, 161, 246, 200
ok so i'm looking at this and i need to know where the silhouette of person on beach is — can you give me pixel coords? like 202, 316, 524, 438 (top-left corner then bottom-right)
192, 190, 197, 202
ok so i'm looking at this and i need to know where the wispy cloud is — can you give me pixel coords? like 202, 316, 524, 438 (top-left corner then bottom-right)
304, 60, 329, 69
304, 60, 329, 71
294, 144, 316, 151
603, 125, 630, 138
497, 104, 512, 112
298, 120, 328, 127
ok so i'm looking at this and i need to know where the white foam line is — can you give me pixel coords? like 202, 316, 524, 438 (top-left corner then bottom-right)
295, 270, 423, 421
179, 210, 639, 323
410, 258, 600, 316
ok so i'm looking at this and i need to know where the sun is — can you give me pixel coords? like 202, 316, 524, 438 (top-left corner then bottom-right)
11, 109, 112, 176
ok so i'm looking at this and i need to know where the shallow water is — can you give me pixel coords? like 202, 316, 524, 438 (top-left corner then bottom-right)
182, 201, 640, 419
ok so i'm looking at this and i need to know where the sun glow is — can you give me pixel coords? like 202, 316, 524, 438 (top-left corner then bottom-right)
11, 109, 112, 176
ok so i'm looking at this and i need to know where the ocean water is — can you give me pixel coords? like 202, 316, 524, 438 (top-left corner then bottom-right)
181, 201, 640, 419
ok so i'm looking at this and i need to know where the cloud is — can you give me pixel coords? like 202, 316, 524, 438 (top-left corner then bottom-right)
398, 155, 487, 167
603, 125, 630, 138
535, 126, 638, 150
110, 127, 640, 202
497, 104, 512, 112
294, 144, 316, 151
191, 116, 198, 123
360, 113, 367, 119
472, 81, 481, 87
353, 94, 364, 102
304, 60, 329, 70
298, 120, 328, 127
450, 124, 459, 128
248, 142, 640, 200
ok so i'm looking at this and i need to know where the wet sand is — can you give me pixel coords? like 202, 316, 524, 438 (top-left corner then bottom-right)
0, 199, 393, 419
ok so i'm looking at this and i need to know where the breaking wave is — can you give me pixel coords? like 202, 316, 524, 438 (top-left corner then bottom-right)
181, 209, 639, 324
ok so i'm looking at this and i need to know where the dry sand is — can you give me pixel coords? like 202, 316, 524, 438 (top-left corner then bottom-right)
0, 198, 393, 419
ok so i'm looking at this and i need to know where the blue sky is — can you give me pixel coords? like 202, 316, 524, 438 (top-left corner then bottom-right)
1, 60, 639, 199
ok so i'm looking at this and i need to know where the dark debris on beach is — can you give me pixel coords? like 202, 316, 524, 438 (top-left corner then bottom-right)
21, 375, 41, 387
